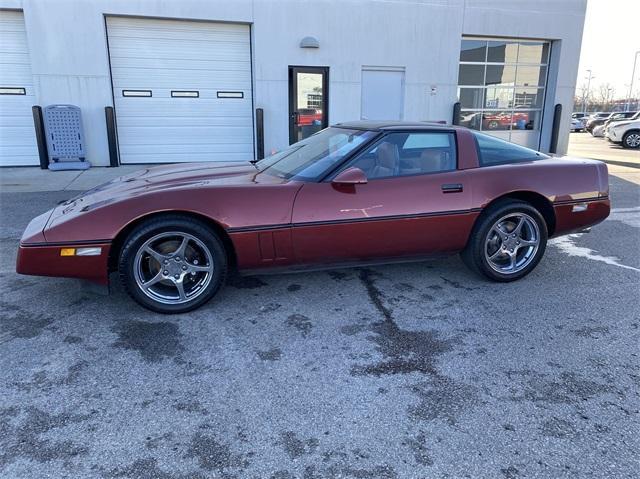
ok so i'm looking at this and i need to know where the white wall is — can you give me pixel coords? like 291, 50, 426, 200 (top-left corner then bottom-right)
0, 0, 587, 166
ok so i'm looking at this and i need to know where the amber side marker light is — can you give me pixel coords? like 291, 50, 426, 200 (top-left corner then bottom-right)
60, 247, 102, 257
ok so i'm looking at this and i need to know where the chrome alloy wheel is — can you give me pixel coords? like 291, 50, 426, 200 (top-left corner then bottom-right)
484, 213, 540, 274
133, 232, 214, 305
625, 132, 640, 148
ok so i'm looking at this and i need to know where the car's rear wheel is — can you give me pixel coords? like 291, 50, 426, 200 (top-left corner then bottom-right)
622, 130, 640, 149
118, 215, 227, 313
461, 200, 548, 282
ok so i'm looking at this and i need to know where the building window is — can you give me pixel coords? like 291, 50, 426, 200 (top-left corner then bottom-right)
457, 38, 550, 143
307, 93, 323, 109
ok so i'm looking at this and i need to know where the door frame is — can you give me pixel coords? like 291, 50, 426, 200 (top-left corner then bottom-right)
288, 65, 329, 144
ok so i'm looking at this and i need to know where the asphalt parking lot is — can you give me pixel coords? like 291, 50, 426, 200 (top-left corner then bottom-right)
0, 161, 639, 478
567, 130, 640, 167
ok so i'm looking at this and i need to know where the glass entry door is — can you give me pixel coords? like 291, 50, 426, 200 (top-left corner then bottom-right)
289, 66, 329, 144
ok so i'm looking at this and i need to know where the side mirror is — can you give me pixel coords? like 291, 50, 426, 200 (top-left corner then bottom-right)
332, 167, 368, 185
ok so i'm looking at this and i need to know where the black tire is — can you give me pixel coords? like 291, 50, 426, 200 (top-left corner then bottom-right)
622, 130, 640, 149
118, 215, 227, 314
461, 200, 548, 282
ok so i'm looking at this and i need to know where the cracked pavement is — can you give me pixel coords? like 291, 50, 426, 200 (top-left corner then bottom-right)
0, 173, 638, 478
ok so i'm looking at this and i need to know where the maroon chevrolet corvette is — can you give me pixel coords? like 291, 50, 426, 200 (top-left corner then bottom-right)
17, 122, 610, 313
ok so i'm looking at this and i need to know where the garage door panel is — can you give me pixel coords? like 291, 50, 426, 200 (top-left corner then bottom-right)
0, 52, 32, 65
109, 41, 249, 58
118, 126, 254, 143
110, 64, 251, 78
117, 152, 253, 163
108, 17, 253, 164
122, 142, 254, 154
107, 20, 248, 40
109, 57, 251, 72
0, 116, 35, 128
116, 116, 251, 128
0, 126, 40, 141
111, 72, 251, 89
107, 31, 249, 44
107, 23, 250, 39
0, 67, 35, 85
115, 100, 252, 117
0, 30, 29, 48
0, 11, 38, 166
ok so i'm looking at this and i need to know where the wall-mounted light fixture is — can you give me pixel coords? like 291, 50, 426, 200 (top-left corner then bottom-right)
299, 36, 319, 49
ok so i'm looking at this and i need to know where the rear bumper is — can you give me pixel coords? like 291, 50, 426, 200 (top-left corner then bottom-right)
16, 242, 111, 285
553, 198, 610, 237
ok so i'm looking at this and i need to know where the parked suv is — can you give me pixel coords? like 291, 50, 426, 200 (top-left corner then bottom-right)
585, 112, 611, 132
604, 111, 639, 137
586, 112, 635, 133
607, 117, 640, 149
605, 111, 637, 126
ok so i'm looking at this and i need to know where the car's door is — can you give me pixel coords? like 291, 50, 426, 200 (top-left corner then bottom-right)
291, 131, 476, 265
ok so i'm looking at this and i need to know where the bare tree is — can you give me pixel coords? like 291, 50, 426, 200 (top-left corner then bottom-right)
597, 83, 615, 110
576, 82, 594, 112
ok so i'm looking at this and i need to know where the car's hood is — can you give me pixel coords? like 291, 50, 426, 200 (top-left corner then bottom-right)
114, 161, 266, 186
609, 120, 638, 129
61, 162, 284, 212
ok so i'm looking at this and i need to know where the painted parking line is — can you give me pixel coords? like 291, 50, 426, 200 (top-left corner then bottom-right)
550, 233, 640, 273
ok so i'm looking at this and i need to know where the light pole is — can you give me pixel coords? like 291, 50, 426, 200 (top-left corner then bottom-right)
582, 69, 595, 113
626, 51, 640, 111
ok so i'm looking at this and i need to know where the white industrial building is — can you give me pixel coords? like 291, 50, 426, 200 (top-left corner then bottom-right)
0, 0, 587, 168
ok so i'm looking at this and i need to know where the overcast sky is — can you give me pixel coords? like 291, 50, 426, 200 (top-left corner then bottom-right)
577, 0, 640, 99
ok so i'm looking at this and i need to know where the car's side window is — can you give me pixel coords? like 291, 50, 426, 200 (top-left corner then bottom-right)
473, 131, 548, 166
347, 132, 457, 180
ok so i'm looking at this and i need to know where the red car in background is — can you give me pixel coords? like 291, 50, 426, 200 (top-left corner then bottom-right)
17, 122, 610, 313
297, 108, 323, 126
482, 111, 531, 130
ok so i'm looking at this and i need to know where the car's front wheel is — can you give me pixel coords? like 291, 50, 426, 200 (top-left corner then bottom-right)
622, 130, 640, 149
461, 200, 548, 282
118, 215, 227, 313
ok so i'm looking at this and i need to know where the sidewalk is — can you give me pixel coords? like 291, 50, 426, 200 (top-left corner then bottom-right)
0, 165, 145, 193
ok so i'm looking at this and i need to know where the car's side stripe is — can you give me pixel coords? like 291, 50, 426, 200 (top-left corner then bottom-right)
226, 208, 483, 234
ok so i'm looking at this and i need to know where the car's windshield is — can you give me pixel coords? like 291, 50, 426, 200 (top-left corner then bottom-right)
255, 127, 377, 181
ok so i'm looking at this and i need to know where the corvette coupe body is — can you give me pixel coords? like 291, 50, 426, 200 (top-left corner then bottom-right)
17, 122, 610, 313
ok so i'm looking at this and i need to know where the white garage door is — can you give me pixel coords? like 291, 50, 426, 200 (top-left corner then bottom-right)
0, 11, 38, 166
106, 17, 254, 164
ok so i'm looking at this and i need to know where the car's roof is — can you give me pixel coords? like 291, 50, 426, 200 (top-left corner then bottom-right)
334, 120, 457, 131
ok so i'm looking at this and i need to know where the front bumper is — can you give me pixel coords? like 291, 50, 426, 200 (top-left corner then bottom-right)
16, 213, 111, 285
608, 128, 622, 143
16, 242, 111, 285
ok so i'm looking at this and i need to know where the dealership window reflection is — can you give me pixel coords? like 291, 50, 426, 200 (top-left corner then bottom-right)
456, 38, 550, 145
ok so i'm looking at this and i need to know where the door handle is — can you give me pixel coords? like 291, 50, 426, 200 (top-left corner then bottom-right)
441, 183, 463, 193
